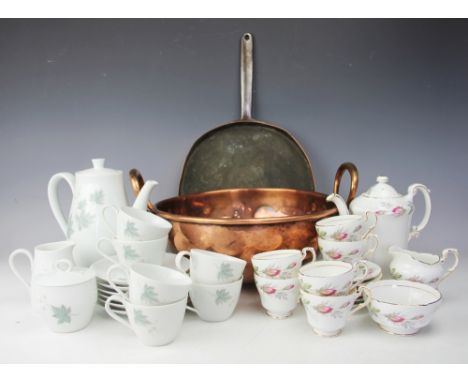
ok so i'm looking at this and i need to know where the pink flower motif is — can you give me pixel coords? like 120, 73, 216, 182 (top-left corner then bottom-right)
283, 284, 295, 291
327, 250, 342, 260
392, 206, 405, 216
320, 288, 337, 296
262, 286, 276, 294
353, 225, 362, 233
333, 231, 348, 241
412, 315, 425, 320
350, 249, 360, 256
386, 314, 405, 323
316, 305, 333, 314
265, 268, 281, 277
375, 210, 385, 216
286, 262, 297, 270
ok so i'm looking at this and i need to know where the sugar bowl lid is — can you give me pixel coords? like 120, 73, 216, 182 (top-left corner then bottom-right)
34, 259, 96, 287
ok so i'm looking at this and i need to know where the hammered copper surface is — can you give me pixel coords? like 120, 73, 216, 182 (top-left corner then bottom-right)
130, 163, 358, 283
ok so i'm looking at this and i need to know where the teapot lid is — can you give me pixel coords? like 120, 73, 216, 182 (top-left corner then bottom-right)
363, 176, 401, 198
77, 158, 122, 177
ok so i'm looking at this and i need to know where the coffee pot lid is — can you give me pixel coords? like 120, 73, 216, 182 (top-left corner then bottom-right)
76, 158, 122, 177
363, 176, 401, 199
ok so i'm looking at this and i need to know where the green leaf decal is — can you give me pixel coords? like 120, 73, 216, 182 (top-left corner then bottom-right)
77, 199, 87, 210
51, 305, 71, 324
123, 245, 139, 261
141, 285, 159, 304
215, 289, 232, 305
75, 210, 94, 230
217, 262, 234, 281
124, 222, 139, 238
89, 189, 104, 205
133, 309, 151, 326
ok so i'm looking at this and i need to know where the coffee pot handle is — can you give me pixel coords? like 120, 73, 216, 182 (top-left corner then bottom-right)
9, 248, 34, 290
407, 184, 431, 240
48, 172, 75, 236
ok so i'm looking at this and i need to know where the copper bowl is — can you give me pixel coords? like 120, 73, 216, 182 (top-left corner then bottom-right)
130, 163, 358, 283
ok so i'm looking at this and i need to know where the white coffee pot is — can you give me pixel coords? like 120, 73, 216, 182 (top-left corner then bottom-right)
329, 176, 431, 273
48, 158, 158, 267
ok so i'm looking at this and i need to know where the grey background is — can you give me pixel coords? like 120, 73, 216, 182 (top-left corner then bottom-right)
1, 19, 467, 252
1, 18, 468, 364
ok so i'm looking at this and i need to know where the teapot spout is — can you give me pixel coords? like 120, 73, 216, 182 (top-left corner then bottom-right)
133, 180, 158, 210
326, 193, 350, 215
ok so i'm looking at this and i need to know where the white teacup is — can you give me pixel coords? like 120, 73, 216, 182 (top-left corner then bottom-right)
107, 263, 192, 306
175, 249, 246, 284
96, 236, 167, 266
105, 294, 187, 346
254, 274, 299, 319
32, 259, 97, 333
252, 248, 316, 279
299, 260, 369, 296
300, 288, 368, 337
103, 206, 172, 241
362, 280, 442, 335
316, 212, 376, 242
188, 277, 243, 322
319, 234, 379, 262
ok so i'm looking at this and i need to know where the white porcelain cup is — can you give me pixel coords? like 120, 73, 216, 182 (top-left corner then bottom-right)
299, 260, 369, 296
316, 212, 377, 242
319, 234, 379, 262
32, 259, 97, 333
188, 277, 243, 322
175, 249, 247, 284
103, 205, 172, 241
300, 287, 368, 337
254, 274, 299, 319
105, 294, 187, 346
96, 236, 167, 266
9, 241, 76, 313
107, 263, 192, 306
252, 247, 316, 279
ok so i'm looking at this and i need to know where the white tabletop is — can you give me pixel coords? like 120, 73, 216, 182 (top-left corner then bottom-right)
1, 252, 467, 364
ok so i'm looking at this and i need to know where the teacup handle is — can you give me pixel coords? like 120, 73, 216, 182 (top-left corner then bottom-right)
96, 237, 118, 264
439, 248, 459, 283
186, 305, 199, 315
364, 234, 379, 259
106, 263, 130, 300
8, 248, 34, 290
301, 247, 316, 262
349, 286, 371, 315
175, 251, 191, 273
104, 294, 132, 330
102, 205, 119, 237
351, 260, 370, 286
362, 212, 377, 238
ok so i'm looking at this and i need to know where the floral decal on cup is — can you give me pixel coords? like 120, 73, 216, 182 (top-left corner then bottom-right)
385, 312, 425, 330
123, 245, 140, 262
124, 221, 139, 238
141, 285, 160, 304
215, 289, 232, 305
311, 301, 352, 318
51, 304, 72, 324
324, 249, 342, 260
259, 283, 296, 300
217, 263, 234, 281
133, 309, 158, 333
254, 262, 299, 279
332, 230, 348, 241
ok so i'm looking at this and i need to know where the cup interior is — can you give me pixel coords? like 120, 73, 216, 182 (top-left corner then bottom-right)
253, 249, 301, 261
34, 267, 95, 287
121, 206, 172, 229
300, 261, 352, 277
131, 263, 191, 286
192, 249, 246, 264
36, 241, 74, 252
368, 281, 441, 306
192, 277, 243, 289
316, 215, 362, 227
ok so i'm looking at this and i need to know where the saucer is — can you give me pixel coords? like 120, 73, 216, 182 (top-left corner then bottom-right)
91, 259, 127, 283
354, 260, 381, 283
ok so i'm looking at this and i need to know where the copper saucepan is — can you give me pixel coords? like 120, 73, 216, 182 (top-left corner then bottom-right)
130, 162, 358, 283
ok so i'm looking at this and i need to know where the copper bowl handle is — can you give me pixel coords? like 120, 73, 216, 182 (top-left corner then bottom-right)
333, 162, 359, 204
129, 169, 156, 212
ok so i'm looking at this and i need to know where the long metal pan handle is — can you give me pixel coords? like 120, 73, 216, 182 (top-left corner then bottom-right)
240, 33, 253, 120
333, 162, 359, 205
129, 169, 156, 212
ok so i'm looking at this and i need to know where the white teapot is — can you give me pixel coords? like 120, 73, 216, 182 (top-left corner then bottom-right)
349, 176, 431, 273
48, 158, 158, 267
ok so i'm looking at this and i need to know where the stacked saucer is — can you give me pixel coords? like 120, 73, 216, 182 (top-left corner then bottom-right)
90, 258, 128, 315
353, 260, 381, 304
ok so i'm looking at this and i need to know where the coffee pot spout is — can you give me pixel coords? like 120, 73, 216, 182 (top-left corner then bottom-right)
132, 180, 158, 210
326, 193, 350, 216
